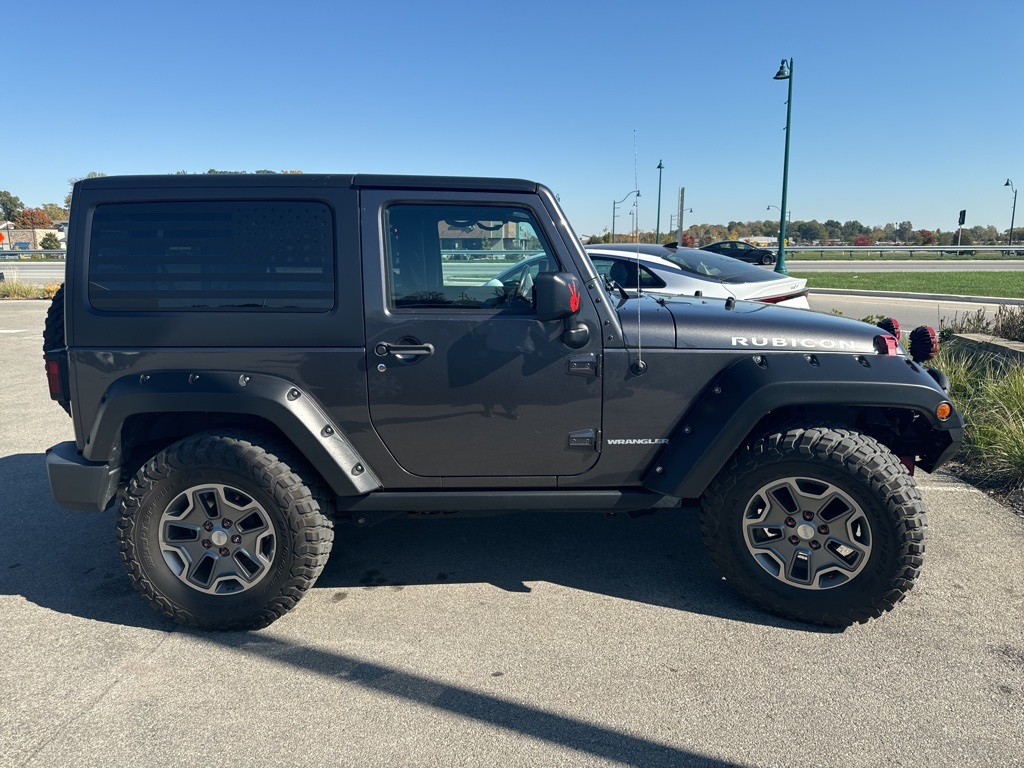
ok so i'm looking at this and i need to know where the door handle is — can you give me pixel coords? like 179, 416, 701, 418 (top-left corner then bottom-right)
374, 342, 435, 357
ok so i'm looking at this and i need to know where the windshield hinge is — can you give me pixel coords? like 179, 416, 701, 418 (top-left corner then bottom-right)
568, 429, 600, 451
568, 353, 601, 377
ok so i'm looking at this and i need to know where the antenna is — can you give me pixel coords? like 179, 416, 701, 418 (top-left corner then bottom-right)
630, 129, 647, 376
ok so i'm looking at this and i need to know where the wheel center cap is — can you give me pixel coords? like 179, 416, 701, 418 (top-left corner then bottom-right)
796, 523, 816, 541
211, 530, 229, 547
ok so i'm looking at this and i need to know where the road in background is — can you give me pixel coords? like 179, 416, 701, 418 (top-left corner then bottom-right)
2, 299, 1022, 767
5, 260, 1007, 330
5, 259, 1024, 287
789, 259, 1024, 272
807, 293, 1001, 328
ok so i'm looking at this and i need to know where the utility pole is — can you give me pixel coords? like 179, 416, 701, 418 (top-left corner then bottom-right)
677, 187, 686, 246
655, 161, 664, 245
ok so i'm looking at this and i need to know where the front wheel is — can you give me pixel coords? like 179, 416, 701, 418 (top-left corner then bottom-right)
700, 426, 926, 627
760, 253, 775, 265
117, 432, 334, 630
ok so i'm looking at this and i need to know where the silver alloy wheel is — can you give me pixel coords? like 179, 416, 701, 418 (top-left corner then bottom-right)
742, 477, 872, 590
158, 483, 276, 595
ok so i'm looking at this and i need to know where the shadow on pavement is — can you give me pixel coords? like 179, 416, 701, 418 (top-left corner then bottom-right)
0, 452, 827, 634
199, 631, 750, 768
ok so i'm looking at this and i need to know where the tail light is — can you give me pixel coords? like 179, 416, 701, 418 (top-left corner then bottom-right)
44, 351, 68, 403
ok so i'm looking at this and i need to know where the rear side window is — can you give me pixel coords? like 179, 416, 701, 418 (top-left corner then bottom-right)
88, 201, 335, 311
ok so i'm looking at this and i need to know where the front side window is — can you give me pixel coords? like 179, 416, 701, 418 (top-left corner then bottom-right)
89, 200, 335, 311
384, 204, 556, 311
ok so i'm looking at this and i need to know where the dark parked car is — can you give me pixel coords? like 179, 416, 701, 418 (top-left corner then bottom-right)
701, 240, 776, 265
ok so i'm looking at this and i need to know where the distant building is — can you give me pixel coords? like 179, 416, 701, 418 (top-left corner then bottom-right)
0, 222, 62, 250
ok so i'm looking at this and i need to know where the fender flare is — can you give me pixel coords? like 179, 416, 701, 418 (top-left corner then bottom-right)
643, 352, 962, 500
84, 370, 382, 497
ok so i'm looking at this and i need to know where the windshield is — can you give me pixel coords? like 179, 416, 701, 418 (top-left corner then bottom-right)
661, 248, 779, 283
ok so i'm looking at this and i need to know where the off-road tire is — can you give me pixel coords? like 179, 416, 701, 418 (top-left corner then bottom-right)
700, 425, 926, 627
42, 283, 70, 415
117, 431, 334, 630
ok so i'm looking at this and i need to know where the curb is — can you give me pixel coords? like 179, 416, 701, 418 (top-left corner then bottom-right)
811, 288, 1024, 306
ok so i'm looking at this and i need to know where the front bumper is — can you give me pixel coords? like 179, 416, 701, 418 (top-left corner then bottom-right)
45, 441, 120, 512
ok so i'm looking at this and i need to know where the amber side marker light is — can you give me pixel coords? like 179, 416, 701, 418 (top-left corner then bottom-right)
936, 402, 953, 421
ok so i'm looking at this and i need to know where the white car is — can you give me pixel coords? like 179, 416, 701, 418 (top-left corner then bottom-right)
584, 244, 809, 308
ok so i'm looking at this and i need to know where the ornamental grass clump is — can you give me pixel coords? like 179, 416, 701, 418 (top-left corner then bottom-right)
0, 280, 42, 299
932, 345, 1024, 489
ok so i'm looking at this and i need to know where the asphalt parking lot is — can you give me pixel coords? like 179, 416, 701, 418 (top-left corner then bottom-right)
2, 298, 1022, 767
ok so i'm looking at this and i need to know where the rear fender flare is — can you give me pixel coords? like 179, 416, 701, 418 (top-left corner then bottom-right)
84, 370, 381, 497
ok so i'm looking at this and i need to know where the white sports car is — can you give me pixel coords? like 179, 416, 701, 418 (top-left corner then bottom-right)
584, 244, 809, 308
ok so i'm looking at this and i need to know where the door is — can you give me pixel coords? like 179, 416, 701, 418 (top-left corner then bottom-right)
361, 192, 602, 478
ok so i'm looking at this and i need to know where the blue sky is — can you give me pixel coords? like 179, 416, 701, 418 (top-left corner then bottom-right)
8, 0, 1022, 237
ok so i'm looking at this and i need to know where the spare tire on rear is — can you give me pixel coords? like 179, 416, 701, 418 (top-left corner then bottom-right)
43, 283, 71, 416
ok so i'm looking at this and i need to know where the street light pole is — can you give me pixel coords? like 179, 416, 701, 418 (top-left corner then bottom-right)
773, 58, 794, 275
1006, 179, 1018, 247
611, 189, 640, 244
655, 161, 664, 245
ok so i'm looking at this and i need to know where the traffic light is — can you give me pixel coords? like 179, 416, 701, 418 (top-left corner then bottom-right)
958, 209, 966, 226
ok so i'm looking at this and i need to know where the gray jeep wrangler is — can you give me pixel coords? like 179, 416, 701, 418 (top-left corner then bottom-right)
43, 174, 962, 630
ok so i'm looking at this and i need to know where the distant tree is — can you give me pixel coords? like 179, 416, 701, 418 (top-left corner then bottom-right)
65, 172, 106, 207
42, 203, 69, 221
935, 230, 954, 246
40, 232, 61, 250
795, 220, 826, 243
206, 169, 246, 174
14, 208, 53, 229
897, 221, 914, 242
0, 190, 23, 222
853, 233, 872, 246
824, 219, 842, 240
883, 223, 896, 242
841, 220, 866, 241
917, 229, 936, 245
970, 225, 997, 243
254, 170, 277, 174
956, 229, 973, 245
680, 232, 696, 247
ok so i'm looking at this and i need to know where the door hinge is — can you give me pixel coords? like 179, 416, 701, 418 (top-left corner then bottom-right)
567, 429, 601, 451
568, 353, 601, 377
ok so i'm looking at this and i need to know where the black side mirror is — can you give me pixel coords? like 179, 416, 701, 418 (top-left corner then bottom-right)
534, 271, 589, 349
534, 272, 582, 321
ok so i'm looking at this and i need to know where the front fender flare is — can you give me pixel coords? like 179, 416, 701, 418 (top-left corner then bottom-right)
84, 370, 382, 497
643, 353, 962, 500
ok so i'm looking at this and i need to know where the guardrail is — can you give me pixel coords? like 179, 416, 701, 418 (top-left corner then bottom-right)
785, 245, 1024, 259
0, 250, 66, 260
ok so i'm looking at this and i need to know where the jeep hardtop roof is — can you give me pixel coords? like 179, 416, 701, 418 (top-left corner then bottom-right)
75, 174, 541, 193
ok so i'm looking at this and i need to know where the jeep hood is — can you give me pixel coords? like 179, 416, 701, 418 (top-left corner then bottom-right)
614, 295, 888, 354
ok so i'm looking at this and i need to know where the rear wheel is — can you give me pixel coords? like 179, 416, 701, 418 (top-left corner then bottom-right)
700, 425, 926, 626
117, 431, 334, 630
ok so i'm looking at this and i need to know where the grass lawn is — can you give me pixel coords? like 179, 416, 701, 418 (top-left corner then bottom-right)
791, 271, 1024, 299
